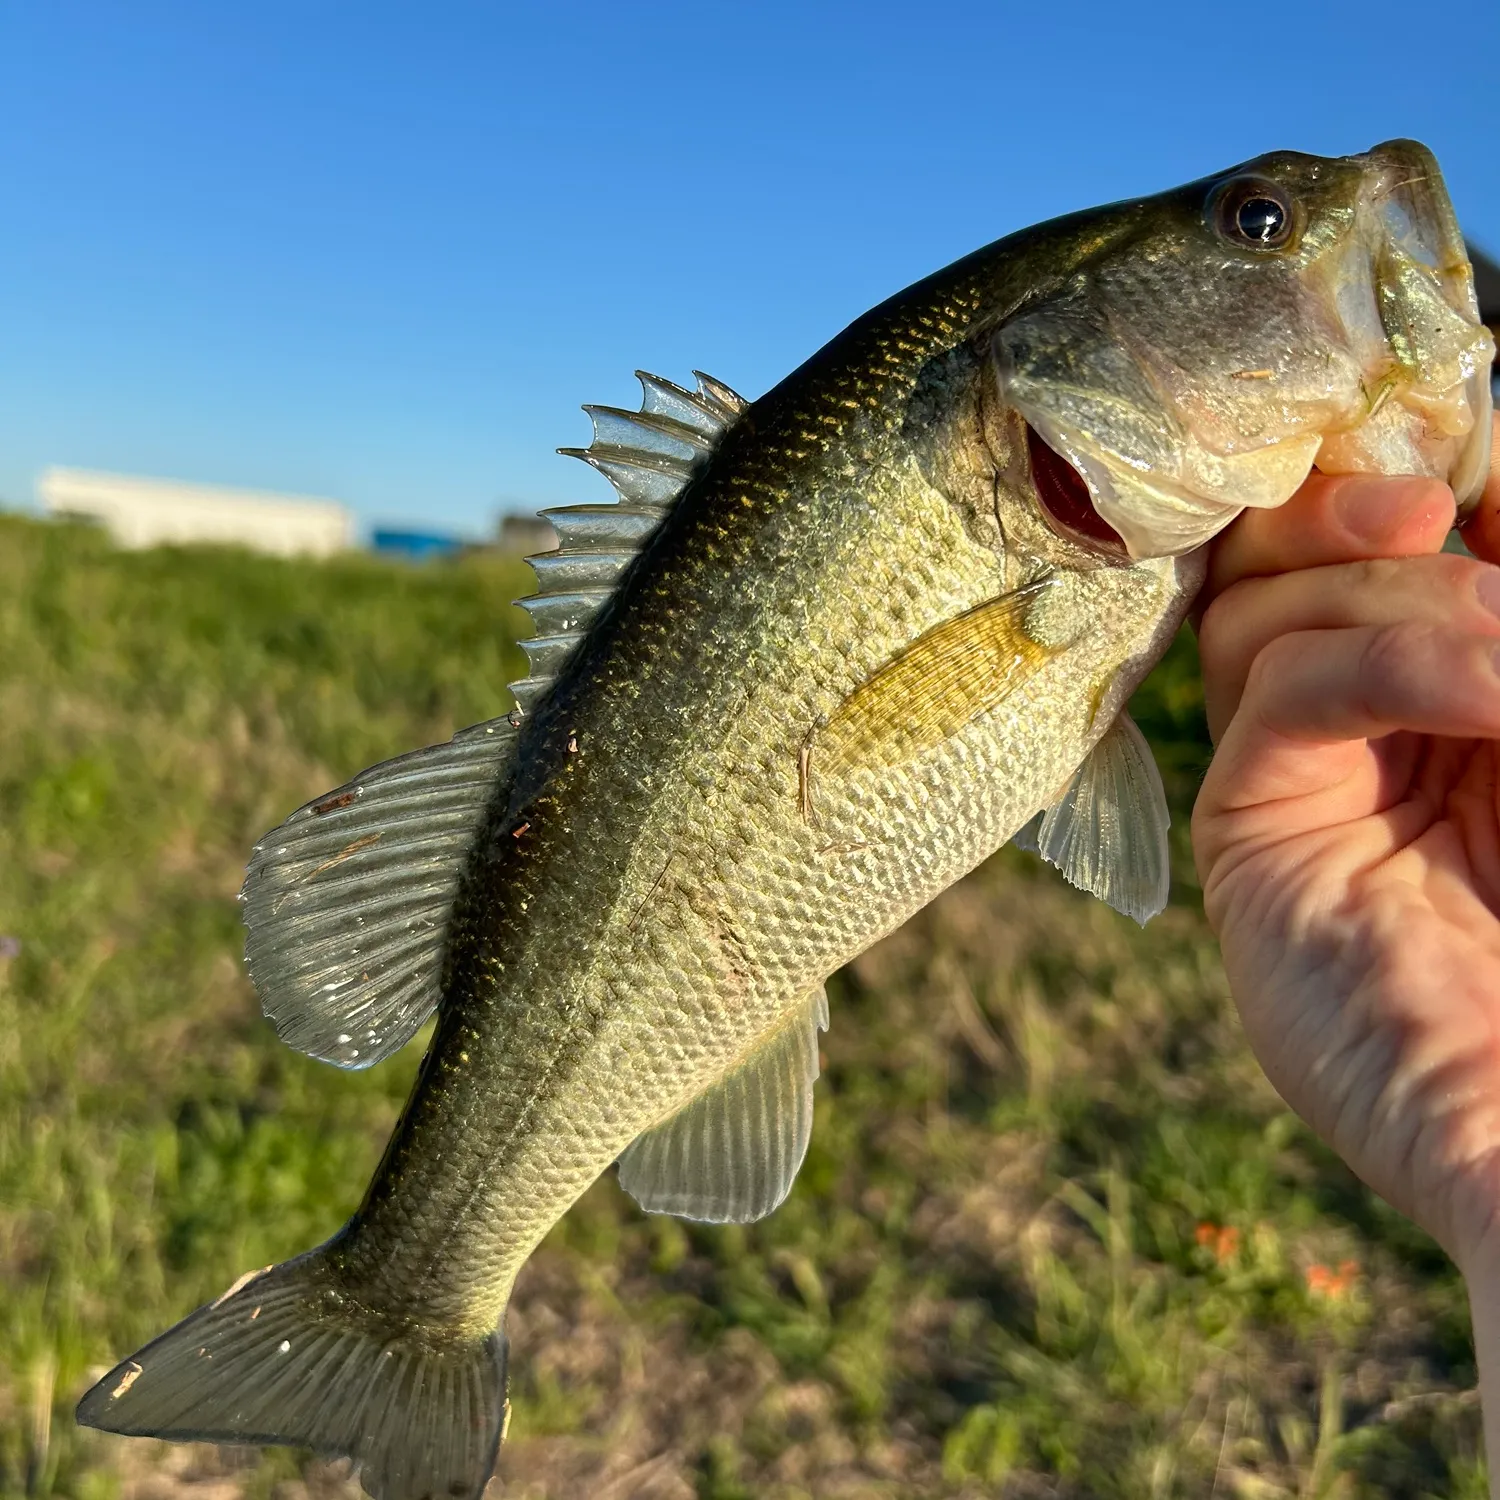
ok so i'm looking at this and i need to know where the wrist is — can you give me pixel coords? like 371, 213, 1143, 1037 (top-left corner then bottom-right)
1462, 1265, 1500, 1498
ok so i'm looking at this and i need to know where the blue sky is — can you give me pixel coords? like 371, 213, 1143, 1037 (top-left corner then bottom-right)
1, 1, 1496, 536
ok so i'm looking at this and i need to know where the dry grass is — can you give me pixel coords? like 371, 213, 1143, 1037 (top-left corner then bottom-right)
0, 513, 1486, 1499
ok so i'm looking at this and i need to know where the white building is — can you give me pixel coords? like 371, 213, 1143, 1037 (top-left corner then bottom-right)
39, 467, 355, 558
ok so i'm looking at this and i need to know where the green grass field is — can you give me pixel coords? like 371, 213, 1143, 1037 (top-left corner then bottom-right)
0, 512, 1487, 1499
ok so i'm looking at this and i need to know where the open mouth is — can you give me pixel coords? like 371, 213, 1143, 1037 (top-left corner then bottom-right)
1026, 424, 1129, 558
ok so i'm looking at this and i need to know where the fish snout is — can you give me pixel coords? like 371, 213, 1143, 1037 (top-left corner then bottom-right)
1361, 139, 1471, 286
1316, 140, 1495, 511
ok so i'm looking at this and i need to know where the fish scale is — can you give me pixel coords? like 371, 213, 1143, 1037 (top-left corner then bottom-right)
79, 140, 1494, 1500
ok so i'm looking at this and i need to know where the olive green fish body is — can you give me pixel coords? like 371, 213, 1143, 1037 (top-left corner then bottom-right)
336, 290, 1196, 1326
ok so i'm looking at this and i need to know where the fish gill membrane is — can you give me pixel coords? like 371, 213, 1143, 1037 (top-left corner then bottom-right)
78, 140, 1493, 1500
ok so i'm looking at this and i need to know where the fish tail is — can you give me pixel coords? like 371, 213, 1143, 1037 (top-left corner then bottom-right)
76, 1250, 509, 1500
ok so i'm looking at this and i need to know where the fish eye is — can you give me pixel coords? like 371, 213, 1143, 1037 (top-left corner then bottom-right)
1211, 177, 1297, 251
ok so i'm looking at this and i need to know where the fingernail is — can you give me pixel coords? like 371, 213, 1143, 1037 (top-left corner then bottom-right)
1335, 479, 1424, 542
1478, 569, 1500, 620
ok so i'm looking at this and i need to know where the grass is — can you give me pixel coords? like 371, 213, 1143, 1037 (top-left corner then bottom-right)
0, 511, 1487, 1499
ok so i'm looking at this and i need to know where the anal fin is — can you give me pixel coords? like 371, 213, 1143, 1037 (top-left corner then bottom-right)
617, 986, 828, 1223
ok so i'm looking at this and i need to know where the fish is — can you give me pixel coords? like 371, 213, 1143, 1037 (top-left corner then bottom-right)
78, 139, 1493, 1499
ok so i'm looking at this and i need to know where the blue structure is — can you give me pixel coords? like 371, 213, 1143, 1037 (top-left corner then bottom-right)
371, 527, 465, 561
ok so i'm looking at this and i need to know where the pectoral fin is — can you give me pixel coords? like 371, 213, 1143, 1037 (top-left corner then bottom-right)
1017, 712, 1170, 925
810, 579, 1060, 802
617, 986, 828, 1223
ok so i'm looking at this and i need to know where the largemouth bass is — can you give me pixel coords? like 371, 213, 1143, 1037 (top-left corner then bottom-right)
79, 140, 1493, 1499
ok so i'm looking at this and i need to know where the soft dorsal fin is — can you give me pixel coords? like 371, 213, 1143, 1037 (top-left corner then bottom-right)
617, 986, 828, 1223
245, 370, 747, 1068
510, 370, 748, 717
242, 718, 519, 1068
1013, 712, 1170, 925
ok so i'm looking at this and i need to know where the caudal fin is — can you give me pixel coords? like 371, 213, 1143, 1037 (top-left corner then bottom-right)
76, 1252, 508, 1500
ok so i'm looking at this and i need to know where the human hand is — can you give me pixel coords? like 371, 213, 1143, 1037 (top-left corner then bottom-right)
1192, 411, 1500, 1276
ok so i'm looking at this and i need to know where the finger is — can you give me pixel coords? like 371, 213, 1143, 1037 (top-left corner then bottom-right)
1458, 412, 1500, 564
1200, 472, 1455, 613
1197, 553, 1500, 742
1199, 622, 1500, 828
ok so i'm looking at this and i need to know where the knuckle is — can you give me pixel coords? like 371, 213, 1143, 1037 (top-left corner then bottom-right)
1357, 620, 1435, 694
1427, 553, 1483, 594
1342, 553, 1471, 596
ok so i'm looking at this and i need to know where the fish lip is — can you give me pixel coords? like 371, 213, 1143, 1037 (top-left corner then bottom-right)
1451, 373, 1496, 517
1361, 139, 1473, 286
1360, 139, 1480, 328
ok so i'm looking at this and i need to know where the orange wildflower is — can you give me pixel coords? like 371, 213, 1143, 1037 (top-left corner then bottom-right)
1306, 1259, 1361, 1300
1194, 1223, 1240, 1263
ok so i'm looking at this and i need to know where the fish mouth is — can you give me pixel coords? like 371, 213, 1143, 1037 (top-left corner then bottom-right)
1016, 402, 1323, 563
1026, 424, 1129, 558
1363, 140, 1473, 299
1316, 140, 1495, 517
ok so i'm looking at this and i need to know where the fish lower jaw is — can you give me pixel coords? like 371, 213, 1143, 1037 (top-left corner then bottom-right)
1313, 364, 1495, 509
1022, 409, 1335, 560
1071, 448, 1294, 561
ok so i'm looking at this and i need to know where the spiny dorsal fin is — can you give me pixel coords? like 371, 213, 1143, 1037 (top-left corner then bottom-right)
511, 370, 747, 718
245, 369, 746, 1070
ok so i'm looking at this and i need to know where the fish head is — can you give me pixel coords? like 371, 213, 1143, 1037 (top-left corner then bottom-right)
994, 139, 1495, 560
